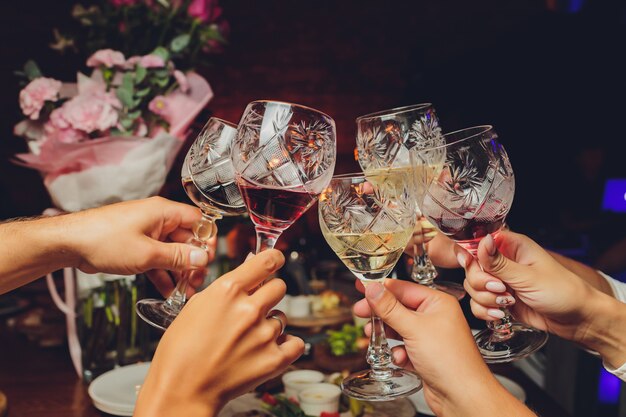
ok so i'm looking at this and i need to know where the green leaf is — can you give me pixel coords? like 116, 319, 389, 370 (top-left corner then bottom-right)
135, 65, 147, 84
154, 76, 170, 88
120, 117, 134, 130
117, 88, 134, 108
170, 33, 190, 53
23, 60, 42, 80
135, 87, 151, 98
122, 73, 134, 92
150, 46, 169, 62
153, 68, 170, 79
127, 110, 142, 120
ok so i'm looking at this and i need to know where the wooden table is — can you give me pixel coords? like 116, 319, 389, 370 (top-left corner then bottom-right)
0, 316, 572, 417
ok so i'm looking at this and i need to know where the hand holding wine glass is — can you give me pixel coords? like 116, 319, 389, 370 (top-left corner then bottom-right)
136, 117, 246, 330
318, 172, 420, 400
412, 125, 547, 363
232, 100, 336, 253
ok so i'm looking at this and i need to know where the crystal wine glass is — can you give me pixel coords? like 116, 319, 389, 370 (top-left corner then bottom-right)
136, 117, 247, 330
356, 103, 465, 300
412, 125, 548, 363
318, 172, 421, 400
231, 100, 336, 253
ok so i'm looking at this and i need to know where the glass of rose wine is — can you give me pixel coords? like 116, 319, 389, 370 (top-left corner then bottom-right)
136, 118, 246, 330
231, 100, 336, 253
356, 103, 465, 300
411, 125, 548, 363
318, 172, 421, 400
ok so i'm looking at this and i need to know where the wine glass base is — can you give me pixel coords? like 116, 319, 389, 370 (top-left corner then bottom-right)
432, 281, 466, 300
135, 299, 179, 331
475, 323, 548, 364
341, 368, 422, 401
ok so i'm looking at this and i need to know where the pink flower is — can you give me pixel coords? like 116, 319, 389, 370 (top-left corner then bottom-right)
187, 0, 222, 23
110, 0, 138, 6
44, 109, 88, 144
19, 77, 62, 120
86, 49, 126, 68
173, 70, 189, 92
148, 95, 169, 117
54, 91, 121, 134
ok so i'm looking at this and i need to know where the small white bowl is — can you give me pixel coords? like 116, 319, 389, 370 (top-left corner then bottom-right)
281, 370, 325, 400
288, 295, 311, 318
298, 383, 342, 417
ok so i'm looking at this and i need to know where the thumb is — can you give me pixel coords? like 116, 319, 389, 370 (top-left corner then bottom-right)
476, 233, 525, 286
365, 282, 414, 336
147, 239, 209, 271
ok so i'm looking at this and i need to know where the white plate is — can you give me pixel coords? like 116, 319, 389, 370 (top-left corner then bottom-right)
88, 362, 151, 416
408, 374, 526, 416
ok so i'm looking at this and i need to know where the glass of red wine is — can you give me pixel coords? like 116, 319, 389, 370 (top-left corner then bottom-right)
231, 100, 336, 253
136, 118, 246, 330
412, 125, 548, 363
356, 103, 465, 300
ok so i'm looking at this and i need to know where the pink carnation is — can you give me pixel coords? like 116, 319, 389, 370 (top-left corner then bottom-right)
173, 70, 189, 92
54, 91, 121, 134
19, 77, 62, 120
148, 95, 169, 117
125, 54, 165, 69
43, 109, 88, 144
86, 49, 126, 68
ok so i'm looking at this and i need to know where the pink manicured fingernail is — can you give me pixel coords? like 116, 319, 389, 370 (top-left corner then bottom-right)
496, 295, 515, 306
485, 281, 506, 292
456, 253, 466, 268
484, 234, 496, 256
190, 249, 208, 267
365, 282, 384, 300
487, 308, 505, 319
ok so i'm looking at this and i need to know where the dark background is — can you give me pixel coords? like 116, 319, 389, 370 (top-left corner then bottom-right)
1, 0, 625, 265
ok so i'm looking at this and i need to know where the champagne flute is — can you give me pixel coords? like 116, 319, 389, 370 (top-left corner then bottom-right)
231, 100, 336, 253
318, 172, 421, 400
412, 125, 548, 363
356, 104, 465, 299
136, 118, 246, 330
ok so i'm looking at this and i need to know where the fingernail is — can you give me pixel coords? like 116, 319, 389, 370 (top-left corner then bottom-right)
484, 234, 496, 256
190, 249, 208, 267
456, 253, 466, 268
485, 281, 506, 293
487, 308, 505, 319
496, 295, 515, 306
365, 282, 384, 300
424, 231, 437, 239
420, 219, 434, 229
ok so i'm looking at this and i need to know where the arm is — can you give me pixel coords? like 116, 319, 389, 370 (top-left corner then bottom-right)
548, 251, 614, 296
0, 197, 212, 295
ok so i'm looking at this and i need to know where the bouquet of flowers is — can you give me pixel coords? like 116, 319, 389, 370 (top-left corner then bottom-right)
12, 0, 226, 212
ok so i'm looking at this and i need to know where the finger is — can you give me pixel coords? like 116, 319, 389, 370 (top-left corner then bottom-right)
469, 298, 505, 321
358, 279, 439, 311
476, 233, 527, 284
355, 279, 365, 294
463, 279, 515, 309
187, 268, 206, 289
457, 248, 507, 294
251, 278, 287, 314
146, 239, 209, 271
267, 309, 287, 338
391, 345, 415, 371
277, 334, 306, 364
221, 249, 285, 291
145, 269, 175, 297
364, 282, 415, 336
167, 228, 195, 245
205, 236, 218, 263
353, 298, 370, 318
158, 198, 204, 231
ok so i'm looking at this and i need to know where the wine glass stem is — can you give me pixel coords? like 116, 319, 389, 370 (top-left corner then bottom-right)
487, 308, 514, 341
255, 227, 281, 253
162, 212, 219, 314
367, 301, 393, 380
411, 242, 438, 287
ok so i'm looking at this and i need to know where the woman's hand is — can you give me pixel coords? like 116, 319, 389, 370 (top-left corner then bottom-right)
135, 250, 305, 417
353, 280, 533, 417
460, 230, 626, 368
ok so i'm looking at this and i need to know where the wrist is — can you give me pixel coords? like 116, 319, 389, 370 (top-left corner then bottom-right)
39, 214, 83, 270
578, 291, 626, 369
441, 373, 531, 417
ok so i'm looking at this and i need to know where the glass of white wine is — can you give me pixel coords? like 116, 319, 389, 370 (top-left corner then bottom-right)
136, 117, 247, 330
318, 171, 421, 401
